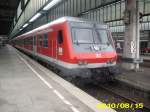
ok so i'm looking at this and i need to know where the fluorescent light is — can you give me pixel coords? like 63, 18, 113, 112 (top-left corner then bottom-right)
23, 23, 28, 28
19, 28, 23, 31
43, 0, 61, 11
29, 13, 41, 22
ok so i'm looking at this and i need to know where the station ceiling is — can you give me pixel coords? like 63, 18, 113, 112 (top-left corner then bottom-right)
0, 0, 20, 35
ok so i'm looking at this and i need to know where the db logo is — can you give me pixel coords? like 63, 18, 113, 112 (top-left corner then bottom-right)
96, 53, 102, 58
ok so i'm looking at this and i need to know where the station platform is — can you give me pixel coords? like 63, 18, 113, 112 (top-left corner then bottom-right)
115, 64, 150, 92
116, 53, 150, 91
0, 45, 115, 112
141, 55, 150, 61
118, 53, 150, 62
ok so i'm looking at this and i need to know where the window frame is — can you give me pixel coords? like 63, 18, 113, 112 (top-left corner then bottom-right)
38, 35, 43, 47
71, 27, 111, 45
43, 33, 48, 48
57, 30, 63, 44
71, 27, 95, 44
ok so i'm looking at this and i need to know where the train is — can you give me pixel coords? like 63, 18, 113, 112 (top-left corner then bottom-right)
12, 17, 117, 81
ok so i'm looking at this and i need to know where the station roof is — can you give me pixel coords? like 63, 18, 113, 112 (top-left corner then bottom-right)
0, 0, 20, 35
15, 16, 108, 39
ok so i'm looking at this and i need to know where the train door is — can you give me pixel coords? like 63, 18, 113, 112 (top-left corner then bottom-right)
33, 36, 37, 53
57, 30, 63, 58
37, 35, 43, 54
53, 30, 63, 61
52, 33, 57, 60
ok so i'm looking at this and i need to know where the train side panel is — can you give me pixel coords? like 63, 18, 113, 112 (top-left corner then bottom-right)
33, 22, 73, 64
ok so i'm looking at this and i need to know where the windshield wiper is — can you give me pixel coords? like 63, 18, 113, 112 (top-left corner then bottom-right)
93, 25, 102, 44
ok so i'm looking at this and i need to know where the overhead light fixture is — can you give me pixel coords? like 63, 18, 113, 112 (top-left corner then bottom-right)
43, 0, 61, 11
19, 28, 23, 31
23, 23, 29, 28
29, 13, 41, 22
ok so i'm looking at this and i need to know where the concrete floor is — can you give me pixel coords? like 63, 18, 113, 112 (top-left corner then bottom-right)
116, 63, 150, 92
0, 45, 115, 112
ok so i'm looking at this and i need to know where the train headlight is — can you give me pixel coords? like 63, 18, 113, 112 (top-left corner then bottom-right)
78, 60, 88, 65
78, 61, 83, 65
107, 61, 113, 64
107, 58, 116, 64
84, 61, 88, 65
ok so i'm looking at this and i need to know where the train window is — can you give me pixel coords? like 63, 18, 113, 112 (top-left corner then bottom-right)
24, 38, 28, 45
72, 28, 94, 44
38, 35, 43, 47
43, 33, 48, 48
58, 30, 63, 44
95, 30, 110, 44
33, 36, 36, 45
30, 37, 33, 45
23, 39, 25, 45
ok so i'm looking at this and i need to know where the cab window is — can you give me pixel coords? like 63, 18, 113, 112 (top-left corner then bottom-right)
58, 30, 63, 44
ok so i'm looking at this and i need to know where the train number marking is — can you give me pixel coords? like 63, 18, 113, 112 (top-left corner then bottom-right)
58, 47, 63, 55
96, 53, 102, 58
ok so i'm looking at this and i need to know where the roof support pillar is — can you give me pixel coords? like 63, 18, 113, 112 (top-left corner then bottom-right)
122, 0, 141, 71
148, 31, 150, 48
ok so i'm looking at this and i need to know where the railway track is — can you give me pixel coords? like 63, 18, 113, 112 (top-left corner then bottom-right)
74, 80, 150, 112
98, 82, 150, 112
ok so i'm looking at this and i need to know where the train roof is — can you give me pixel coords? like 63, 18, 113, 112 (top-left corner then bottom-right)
15, 16, 108, 39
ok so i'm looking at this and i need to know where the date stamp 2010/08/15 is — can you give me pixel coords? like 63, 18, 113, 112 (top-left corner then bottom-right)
96, 103, 144, 109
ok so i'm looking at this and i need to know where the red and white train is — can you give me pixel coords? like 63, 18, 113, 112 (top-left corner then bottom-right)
12, 17, 117, 80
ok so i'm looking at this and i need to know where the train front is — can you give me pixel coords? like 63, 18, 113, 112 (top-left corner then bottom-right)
68, 21, 117, 80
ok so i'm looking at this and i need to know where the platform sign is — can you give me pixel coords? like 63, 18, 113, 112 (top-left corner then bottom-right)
131, 41, 136, 53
